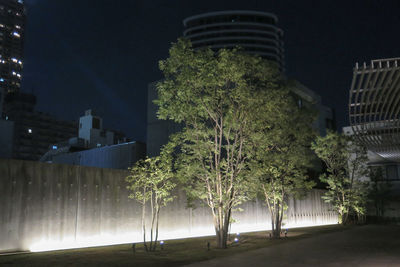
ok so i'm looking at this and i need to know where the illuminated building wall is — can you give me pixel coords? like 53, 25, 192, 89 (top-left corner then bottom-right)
0, 159, 338, 253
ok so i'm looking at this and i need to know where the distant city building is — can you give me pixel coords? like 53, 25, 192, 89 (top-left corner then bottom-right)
78, 109, 119, 148
41, 109, 144, 170
291, 81, 336, 137
183, 10, 284, 72
1, 92, 77, 160
48, 141, 146, 170
0, 0, 26, 116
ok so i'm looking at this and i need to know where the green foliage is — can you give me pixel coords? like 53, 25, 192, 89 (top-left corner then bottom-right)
248, 87, 316, 237
156, 38, 283, 248
311, 131, 369, 224
126, 146, 176, 251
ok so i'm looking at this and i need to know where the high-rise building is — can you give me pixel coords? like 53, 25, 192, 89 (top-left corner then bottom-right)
0, 0, 25, 94
2, 92, 78, 160
183, 10, 284, 72
0, 0, 25, 116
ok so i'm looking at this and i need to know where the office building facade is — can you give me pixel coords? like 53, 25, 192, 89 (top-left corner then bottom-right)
2, 92, 78, 160
0, 0, 25, 115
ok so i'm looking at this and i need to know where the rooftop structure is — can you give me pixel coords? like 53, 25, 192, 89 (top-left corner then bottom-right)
349, 58, 400, 162
183, 10, 284, 71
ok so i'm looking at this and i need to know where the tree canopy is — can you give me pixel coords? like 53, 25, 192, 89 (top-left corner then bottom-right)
311, 131, 369, 224
156, 39, 313, 247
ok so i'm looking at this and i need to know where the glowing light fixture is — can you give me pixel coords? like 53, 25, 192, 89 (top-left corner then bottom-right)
28, 128, 32, 134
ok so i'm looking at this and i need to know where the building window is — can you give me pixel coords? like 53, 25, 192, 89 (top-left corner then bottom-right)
92, 118, 100, 129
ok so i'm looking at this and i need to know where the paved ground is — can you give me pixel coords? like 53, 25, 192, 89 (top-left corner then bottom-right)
186, 224, 400, 267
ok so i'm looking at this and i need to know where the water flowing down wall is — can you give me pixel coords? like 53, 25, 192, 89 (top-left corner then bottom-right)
0, 159, 338, 253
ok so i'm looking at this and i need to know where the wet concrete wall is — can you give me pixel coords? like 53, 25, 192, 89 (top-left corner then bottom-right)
0, 159, 338, 252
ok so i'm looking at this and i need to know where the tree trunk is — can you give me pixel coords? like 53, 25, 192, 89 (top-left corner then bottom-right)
215, 228, 228, 249
214, 208, 231, 249
149, 192, 155, 251
142, 195, 148, 251
153, 202, 161, 251
272, 202, 281, 238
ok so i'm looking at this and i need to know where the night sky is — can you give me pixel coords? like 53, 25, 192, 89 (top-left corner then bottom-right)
21, 0, 400, 142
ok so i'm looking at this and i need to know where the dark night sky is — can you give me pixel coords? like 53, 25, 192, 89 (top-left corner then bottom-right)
21, 0, 400, 142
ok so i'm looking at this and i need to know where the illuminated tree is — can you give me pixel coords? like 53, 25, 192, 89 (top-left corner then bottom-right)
126, 146, 176, 251
248, 88, 316, 238
311, 131, 369, 224
155, 39, 282, 248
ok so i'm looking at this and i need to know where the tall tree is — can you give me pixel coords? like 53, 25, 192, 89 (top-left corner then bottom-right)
155, 39, 282, 248
249, 88, 316, 238
311, 131, 369, 224
126, 146, 176, 251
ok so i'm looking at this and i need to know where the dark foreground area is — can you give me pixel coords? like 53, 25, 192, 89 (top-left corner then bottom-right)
1, 224, 398, 266
187, 224, 400, 267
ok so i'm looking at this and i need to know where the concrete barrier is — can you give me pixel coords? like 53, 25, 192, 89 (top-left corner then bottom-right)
0, 159, 338, 252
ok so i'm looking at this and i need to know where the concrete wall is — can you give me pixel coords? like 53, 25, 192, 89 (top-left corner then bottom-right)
0, 159, 338, 253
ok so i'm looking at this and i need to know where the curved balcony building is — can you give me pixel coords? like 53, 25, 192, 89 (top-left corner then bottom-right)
183, 10, 284, 72
349, 58, 400, 162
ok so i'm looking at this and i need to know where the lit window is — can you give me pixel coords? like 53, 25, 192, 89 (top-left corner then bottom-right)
5, 116, 8, 120
96, 143, 101, 147
0, 78, 4, 82
52, 145, 58, 150
11, 58, 17, 63
0, 24, 4, 28
18, 60, 22, 65
18, 0, 23, 4
0, 60, 5, 64
12, 32, 20, 38
16, 73, 21, 78
16, 12, 21, 16
28, 128, 32, 134
12, 71, 16, 75
15, 25, 21, 29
